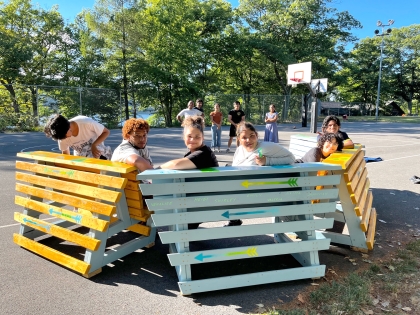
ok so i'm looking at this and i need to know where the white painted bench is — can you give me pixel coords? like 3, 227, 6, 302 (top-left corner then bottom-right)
138, 163, 342, 294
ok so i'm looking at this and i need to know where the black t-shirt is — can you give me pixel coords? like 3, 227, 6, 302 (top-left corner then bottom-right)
194, 107, 204, 113
184, 145, 219, 168
295, 147, 328, 163
228, 109, 245, 124
338, 130, 350, 141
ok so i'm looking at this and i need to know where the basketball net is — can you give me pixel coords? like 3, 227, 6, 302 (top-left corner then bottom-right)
290, 77, 302, 88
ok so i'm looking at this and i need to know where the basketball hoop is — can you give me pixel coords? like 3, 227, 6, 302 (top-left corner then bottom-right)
290, 77, 302, 88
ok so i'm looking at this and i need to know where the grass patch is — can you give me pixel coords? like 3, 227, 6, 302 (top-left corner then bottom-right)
263, 239, 420, 315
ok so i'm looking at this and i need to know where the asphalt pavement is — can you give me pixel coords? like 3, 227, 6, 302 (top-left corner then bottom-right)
1, 121, 419, 315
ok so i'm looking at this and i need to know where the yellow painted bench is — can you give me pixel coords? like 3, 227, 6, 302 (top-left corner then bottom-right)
320, 147, 377, 251
14, 151, 155, 277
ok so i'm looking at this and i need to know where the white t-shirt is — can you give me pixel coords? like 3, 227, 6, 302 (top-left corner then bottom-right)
232, 141, 295, 166
58, 116, 111, 158
111, 140, 153, 166
176, 108, 202, 119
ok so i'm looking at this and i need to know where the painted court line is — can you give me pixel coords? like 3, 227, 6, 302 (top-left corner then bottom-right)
20, 144, 56, 152
0, 216, 56, 229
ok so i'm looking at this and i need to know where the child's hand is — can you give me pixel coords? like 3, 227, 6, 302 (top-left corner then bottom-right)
91, 144, 101, 158
255, 155, 266, 166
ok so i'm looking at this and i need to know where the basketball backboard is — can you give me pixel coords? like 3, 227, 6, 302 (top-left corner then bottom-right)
287, 62, 312, 85
311, 78, 328, 93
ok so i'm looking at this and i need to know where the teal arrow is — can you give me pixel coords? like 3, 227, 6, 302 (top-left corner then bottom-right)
23, 218, 50, 231
48, 208, 82, 223
195, 253, 215, 261
222, 208, 277, 219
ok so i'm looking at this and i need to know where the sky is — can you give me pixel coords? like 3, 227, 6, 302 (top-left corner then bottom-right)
34, 0, 419, 42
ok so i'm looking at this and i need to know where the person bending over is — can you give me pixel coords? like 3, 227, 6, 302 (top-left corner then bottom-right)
321, 115, 354, 149
295, 133, 343, 163
232, 122, 295, 167
44, 114, 111, 159
111, 118, 153, 172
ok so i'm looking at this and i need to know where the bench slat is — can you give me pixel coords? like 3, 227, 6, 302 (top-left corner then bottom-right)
140, 175, 341, 196
13, 233, 91, 275
354, 185, 370, 216
124, 189, 142, 200
146, 188, 339, 211
15, 196, 109, 232
126, 223, 151, 236
16, 183, 115, 216
366, 208, 377, 250
152, 202, 337, 226
14, 212, 101, 251
346, 167, 367, 195
17, 151, 136, 173
138, 164, 342, 181
350, 174, 368, 204
16, 172, 121, 203
16, 161, 127, 189
159, 219, 334, 243
344, 151, 365, 183
360, 191, 373, 232
168, 238, 331, 266
125, 180, 140, 191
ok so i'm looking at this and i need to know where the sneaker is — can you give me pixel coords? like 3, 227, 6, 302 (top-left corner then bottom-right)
226, 148, 231, 153
224, 219, 242, 227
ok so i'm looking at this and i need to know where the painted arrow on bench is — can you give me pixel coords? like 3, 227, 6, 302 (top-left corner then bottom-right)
48, 209, 83, 224
195, 247, 258, 262
23, 218, 51, 231
241, 178, 298, 188
221, 208, 277, 219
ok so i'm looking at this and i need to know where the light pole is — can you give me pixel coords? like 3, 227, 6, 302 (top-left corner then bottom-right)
374, 19, 394, 121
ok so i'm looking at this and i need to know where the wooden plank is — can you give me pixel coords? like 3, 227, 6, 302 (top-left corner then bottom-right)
159, 218, 334, 243
125, 180, 140, 191
126, 223, 151, 236
346, 167, 367, 195
16, 183, 115, 216
124, 189, 142, 201
13, 233, 91, 274
14, 213, 100, 251
138, 164, 342, 181
146, 188, 339, 211
350, 174, 368, 204
16, 172, 121, 203
366, 208, 377, 250
120, 172, 138, 181
16, 161, 127, 189
15, 196, 109, 232
168, 239, 331, 266
354, 185, 370, 217
177, 265, 326, 295
129, 214, 150, 222
127, 198, 143, 209
54, 163, 101, 174
17, 151, 136, 173
343, 151, 365, 182
153, 202, 337, 227
128, 207, 149, 217
140, 175, 341, 196
360, 191, 373, 232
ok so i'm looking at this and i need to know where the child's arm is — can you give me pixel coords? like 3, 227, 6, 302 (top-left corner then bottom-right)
91, 128, 110, 158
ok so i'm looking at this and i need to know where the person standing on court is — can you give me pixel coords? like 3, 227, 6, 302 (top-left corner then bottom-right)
176, 100, 202, 123
209, 103, 223, 152
226, 101, 245, 152
194, 98, 204, 117
264, 104, 279, 143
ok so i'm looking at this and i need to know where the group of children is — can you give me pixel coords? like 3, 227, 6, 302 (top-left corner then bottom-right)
44, 113, 352, 227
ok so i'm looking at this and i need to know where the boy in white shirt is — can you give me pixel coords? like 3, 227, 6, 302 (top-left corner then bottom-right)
44, 114, 111, 159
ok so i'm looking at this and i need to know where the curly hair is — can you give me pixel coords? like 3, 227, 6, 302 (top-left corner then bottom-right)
44, 114, 70, 141
321, 115, 341, 133
182, 115, 204, 134
122, 118, 150, 139
317, 133, 343, 151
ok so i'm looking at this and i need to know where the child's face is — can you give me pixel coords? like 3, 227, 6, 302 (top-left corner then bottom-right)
129, 128, 148, 149
184, 127, 203, 152
325, 120, 340, 133
238, 128, 258, 152
322, 138, 339, 156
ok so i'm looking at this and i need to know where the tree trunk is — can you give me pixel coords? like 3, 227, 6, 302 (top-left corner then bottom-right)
2, 82, 19, 113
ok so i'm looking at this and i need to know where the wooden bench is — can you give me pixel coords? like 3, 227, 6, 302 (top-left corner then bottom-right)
14, 151, 155, 277
320, 148, 377, 252
137, 163, 342, 295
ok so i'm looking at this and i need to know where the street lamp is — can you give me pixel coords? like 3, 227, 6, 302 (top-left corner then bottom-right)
374, 19, 394, 121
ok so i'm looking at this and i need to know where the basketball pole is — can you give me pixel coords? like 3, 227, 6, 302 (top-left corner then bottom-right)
308, 80, 320, 133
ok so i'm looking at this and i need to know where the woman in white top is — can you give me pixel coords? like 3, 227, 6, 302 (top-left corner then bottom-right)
232, 122, 295, 166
